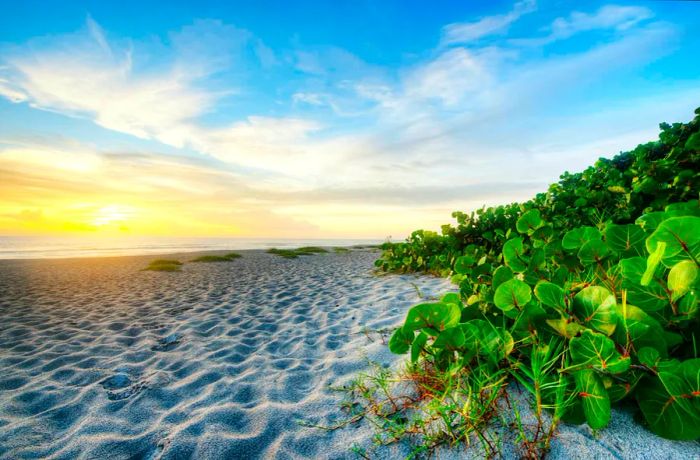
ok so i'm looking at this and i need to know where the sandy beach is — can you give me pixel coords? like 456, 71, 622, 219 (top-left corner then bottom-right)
1, 249, 698, 459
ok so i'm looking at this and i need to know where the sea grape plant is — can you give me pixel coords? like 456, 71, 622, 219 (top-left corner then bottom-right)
388, 201, 700, 440
375, 108, 700, 276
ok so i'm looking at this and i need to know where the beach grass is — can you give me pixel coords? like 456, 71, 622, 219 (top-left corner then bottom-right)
143, 259, 183, 271
333, 247, 350, 253
295, 246, 328, 254
267, 247, 328, 258
191, 252, 242, 262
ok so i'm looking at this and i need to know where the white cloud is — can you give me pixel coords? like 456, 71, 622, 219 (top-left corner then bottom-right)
441, 0, 536, 45
513, 4, 653, 46
0, 20, 220, 147
0, 5, 697, 237
292, 92, 324, 105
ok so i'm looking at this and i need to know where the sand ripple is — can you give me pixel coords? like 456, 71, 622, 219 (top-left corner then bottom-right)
0, 250, 451, 459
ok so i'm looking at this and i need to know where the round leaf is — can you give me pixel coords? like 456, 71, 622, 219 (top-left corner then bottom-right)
389, 327, 414, 354
403, 302, 461, 332
574, 370, 611, 430
534, 281, 566, 312
516, 209, 544, 235
646, 216, 700, 267
573, 286, 618, 336
562, 226, 601, 251
503, 238, 528, 272
494, 278, 532, 312
668, 260, 698, 302
604, 224, 646, 253
578, 239, 611, 265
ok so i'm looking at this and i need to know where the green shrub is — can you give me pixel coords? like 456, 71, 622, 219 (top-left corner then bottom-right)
375, 108, 700, 276
348, 109, 700, 455
296, 246, 328, 254
191, 252, 242, 262
143, 259, 183, 271
387, 203, 700, 445
267, 248, 301, 258
268, 247, 328, 258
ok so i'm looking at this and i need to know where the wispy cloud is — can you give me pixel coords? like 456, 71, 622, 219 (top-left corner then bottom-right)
441, 0, 536, 45
0, 3, 697, 237
512, 4, 654, 46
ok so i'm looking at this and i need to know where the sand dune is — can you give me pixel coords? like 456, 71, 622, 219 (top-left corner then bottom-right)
1, 250, 698, 459
0, 249, 452, 459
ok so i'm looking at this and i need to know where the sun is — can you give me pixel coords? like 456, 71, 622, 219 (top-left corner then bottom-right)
92, 205, 135, 227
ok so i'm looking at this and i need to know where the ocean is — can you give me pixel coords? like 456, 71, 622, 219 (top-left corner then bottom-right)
0, 236, 382, 259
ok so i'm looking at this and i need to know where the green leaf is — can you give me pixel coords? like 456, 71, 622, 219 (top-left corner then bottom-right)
646, 216, 700, 267
411, 331, 428, 362
433, 327, 466, 350
578, 239, 611, 265
492, 265, 513, 290
678, 291, 698, 319
574, 370, 611, 430
477, 325, 514, 363
562, 226, 601, 251
503, 238, 528, 272
441, 292, 463, 308
454, 255, 475, 274
619, 257, 668, 311
534, 281, 566, 312
668, 260, 698, 302
389, 327, 414, 354
570, 330, 630, 374
604, 224, 646, 253
546, 318, 586, 339
635, 211, 668, 232
403, 302, 461, 332
642, 241, 666, 286
493, 278, 532, 312
572, 286, 618, 336
637, 371, 700, 440
516, 209, 544, 235
637, 347, 661, 369
613, 304, 668, 355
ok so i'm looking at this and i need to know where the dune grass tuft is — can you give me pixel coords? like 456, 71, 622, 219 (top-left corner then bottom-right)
333, 247, 351, 253
191, 252, 242, 263
143, 259, 183, 271
267, 247, 328, 258
267, 248, 300, 259
295, 246, 328, 254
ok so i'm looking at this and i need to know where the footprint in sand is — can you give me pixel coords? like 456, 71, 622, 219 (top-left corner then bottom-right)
151, 333, 181, 351
100, 373, 147, 401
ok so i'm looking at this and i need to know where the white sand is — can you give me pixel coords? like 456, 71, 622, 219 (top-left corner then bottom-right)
0, 249, 698, 459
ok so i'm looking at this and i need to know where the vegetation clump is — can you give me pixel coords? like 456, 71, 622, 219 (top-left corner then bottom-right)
191, 252, 242, 262
344, 110, 700, 456
268, 247, 328, 258
333, 247, 351, 253
143, 259, 183, 272
375, 109, 700, 276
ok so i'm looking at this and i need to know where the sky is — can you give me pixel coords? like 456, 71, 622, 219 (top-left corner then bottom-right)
0, 0, 698, 239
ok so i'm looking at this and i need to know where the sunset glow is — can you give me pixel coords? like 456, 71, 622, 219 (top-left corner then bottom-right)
1, 1, 699, 239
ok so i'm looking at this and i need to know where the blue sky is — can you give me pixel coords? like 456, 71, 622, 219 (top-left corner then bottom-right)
0, 0, 699, 238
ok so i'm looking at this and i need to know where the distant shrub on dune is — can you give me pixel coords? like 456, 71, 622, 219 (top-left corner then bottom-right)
295, 246, 328, 254
267, 247, 328, 258
143, 259, 183, 271
267, 248, 300, 258
191, 253, 242, 263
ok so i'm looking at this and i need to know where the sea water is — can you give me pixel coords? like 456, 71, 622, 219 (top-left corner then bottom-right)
0, 236, 381, 259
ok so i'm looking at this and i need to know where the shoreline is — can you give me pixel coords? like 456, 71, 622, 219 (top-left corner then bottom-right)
0, 245, 381, 263
0, 238, 383, 261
